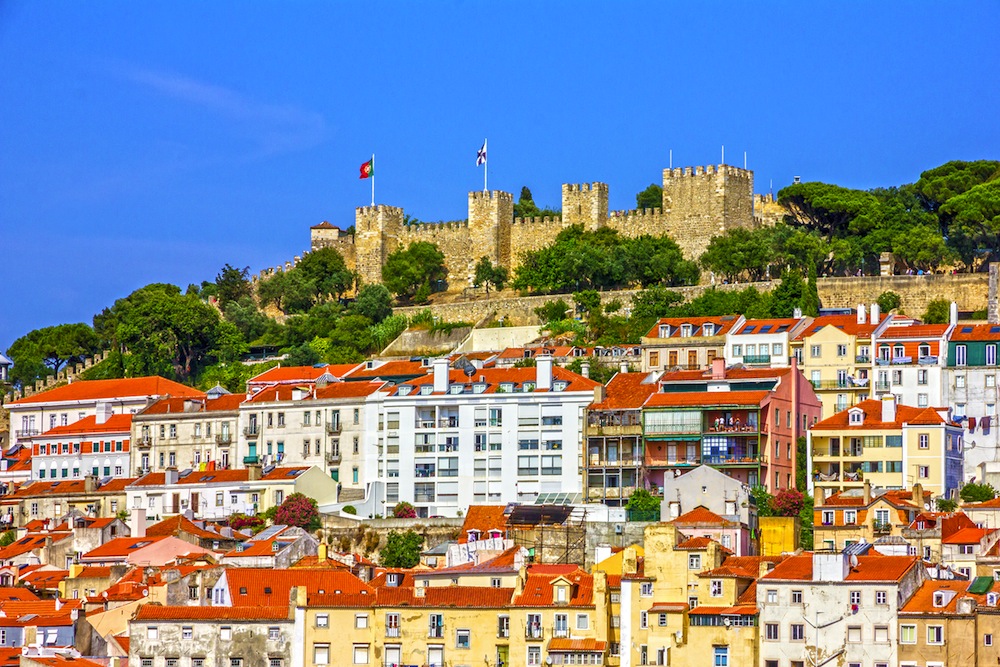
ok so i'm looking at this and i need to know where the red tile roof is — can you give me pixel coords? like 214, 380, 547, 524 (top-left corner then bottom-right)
7, 476, 137, 498
139, 394, 243, 415
249, 364, 362, 384
22, 657, 105, 667
644, 316, 739, 339
590, 372, 659, 410
246, 381, 388, 403
346, 360, 435, 380
396, 366, 599, 395
130, 466, 308, 487
36, 413, 133, 437
812, 399, 949, 430
458, 505, 508, 544
512, 569, 593, 607
371, 586, 514, 608
0, 587, 39, 601
942, 527, 995, 545
763, 553, 919, 582
672, 506, 736, 527
135, 605, 291, 621
793, 314, 879, 340
648, 602, 690, 612
644, 390, 770, 408
8, 376, 202, 406
878, 324, 950, 340
146, 515, 235, 541
548, 638, 608, 652
900, 579, 991, 614
658, 366, 793, 383
81, 536, 169, 559
225, 568, 370, 607
732, 318, 805, 335
950, 323, 1000, 342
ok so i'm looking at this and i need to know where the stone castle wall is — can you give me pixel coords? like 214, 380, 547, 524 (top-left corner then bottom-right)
303, 164, 761, 289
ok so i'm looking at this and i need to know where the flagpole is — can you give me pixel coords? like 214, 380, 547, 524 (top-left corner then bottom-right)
484, 139, 488, 192
371, 153, 375, 206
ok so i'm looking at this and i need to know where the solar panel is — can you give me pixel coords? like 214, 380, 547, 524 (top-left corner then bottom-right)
743, 326, 756, 333
760, 325, 773, 333
962, 326, 973, 333
992, 326, 1000, 334
254, 525, 287, 541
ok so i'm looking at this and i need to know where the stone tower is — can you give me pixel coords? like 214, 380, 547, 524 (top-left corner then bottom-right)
561, 182, 609, 231
661, 165, 754, 261
354, 205, 404, 285
468, 190, 514, 268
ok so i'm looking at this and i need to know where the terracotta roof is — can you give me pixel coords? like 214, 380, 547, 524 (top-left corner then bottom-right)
8, 376, 202, 406
371, 586, 513, 608
900, 579, 991, 614
942, 527, 995, 545
878, 324, 950, 340
130, 466, 308, 487
458, 505, 508, 544
249, 363, 362, 384
672, 506, 736, 527
0, 587, 39, 601
548, 638, 608, 652
73, 566, 113, 579
8, 477, 136, 498
963, 497, 1000, 509
135, 605, 291, 621
811, 398, 948, 430
226, 568, 370, 607
0, 648, 20, 667
763, 553, 919, 582
395, 366, 599, 395
81, 536, 170, 559
644, 390, 770, 408
732, 318, 805, 335
346, 360, 436, 380
648, 602, 690, 612
246, 381, 387, 403
590, 372, 659, 410
146, 515, 234, 541
658, 366, 792, 383
793, 314, 879, 340
644, 316, 739, 339
139, 394, 243, 415
35, 413, 132, 437
950, 323, 1000, 341
22, 657, 105, 667
512, 569, 593, 607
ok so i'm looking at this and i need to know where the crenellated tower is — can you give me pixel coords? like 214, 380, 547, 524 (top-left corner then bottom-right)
561, 182, 609, 231
355, 204, 404, 285
661, 164, 754, 260
468, 190, 514, 269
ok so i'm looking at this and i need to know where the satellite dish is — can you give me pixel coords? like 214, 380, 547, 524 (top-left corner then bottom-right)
463, 363, 476, 378
849, 553, 859, 568
723, 617, 731, 627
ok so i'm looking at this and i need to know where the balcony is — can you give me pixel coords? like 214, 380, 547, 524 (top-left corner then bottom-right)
216, 433, 232, 446
325, 422, 342, 435
525, 626, 543, 639
14, 429, 39, 441
385, 627, 400, 638
742, 354, 772, 365
810, 380, 858, 390
243, 455, 259, 465
856, 355, 871, 364
415, 419, 436, 429
243, 425, 259, 437
428, 627, 444, 639
873, 521, 892, 534
438, 417, 460, 428
136, 436, 153, 449
326, 452, 341, 465
873, 382, 891, 392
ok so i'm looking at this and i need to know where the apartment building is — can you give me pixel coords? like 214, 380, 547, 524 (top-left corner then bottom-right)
726, 318, 812, 368
5, 376, 201, 449
132, 393, 242, 475
898, 578, 1000, 667
944, 323, 1000, 476
871, 322, 951, 411
808, 395, 964, 499
379, 357, 598, 517
639, 316, 743, 372
1, 476, 134, 528
26, 405, 131, 480
814, 484, 930, 552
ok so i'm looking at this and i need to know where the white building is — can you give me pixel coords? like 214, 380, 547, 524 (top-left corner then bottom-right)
131, 394, 241, 475
27, 404, 132, 481
871, 321, 952, 412
757, 548, 924, 667
379, 356, 599, 517
726, 318, 811, 368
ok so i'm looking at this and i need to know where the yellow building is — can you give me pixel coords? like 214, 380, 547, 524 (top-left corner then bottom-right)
813, 483, 929, 552
898, 578, 1000, 667
808, 395, 964, 499
791, 313, 885, 419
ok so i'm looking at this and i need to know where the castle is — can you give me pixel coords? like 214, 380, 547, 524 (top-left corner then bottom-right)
302, 164, 774, 287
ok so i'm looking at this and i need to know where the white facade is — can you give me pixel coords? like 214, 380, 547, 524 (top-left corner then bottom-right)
943, 365, 999, 476
379, 357, 596, 517
726, 319, 809, 368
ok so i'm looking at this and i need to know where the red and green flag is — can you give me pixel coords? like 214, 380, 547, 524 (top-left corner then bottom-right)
359, 158, 374, 179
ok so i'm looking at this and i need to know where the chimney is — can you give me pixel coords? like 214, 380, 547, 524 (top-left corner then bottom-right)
183, 398, 201, 413
619, 361, 629, 374
95, 402, 113, 425
815, 486, 825, 507
581, 361, 590, 379
164, 468, 178, 486
318, 542, 328, 561
536, 354, 554, 391
857, 304, 866, 324
592, 385, 606, 404
247, 464, 263, 482
881, 394, 896, 423
871, 303, 881, 324
621, 547, 638, 576
912, 483, 925, 508
130, 508, 147, 538
711, 357, 726, 380
863, 480, 872, 505
432, 358, 451, 394
950, 301, 959, 326
83, 474, 97, 493
813, 551, 850, 581
793, 307, 803, 319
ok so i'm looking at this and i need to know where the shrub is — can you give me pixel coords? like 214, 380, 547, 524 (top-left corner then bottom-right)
342, 505, 357, 515
275, 492, 321, 531
392, 501, 417, 519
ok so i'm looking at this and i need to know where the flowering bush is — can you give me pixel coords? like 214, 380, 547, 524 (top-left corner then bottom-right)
229, 512, 265, 533
392, 501, 417, 519
275, 493, 321, 531
771, 489, 805, 517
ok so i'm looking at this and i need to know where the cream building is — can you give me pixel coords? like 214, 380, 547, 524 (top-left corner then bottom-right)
132, 393, 242, 475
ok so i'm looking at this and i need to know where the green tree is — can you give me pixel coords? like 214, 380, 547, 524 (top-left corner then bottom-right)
624, 489, 660, 521
800, 265, 820, 317
768, 270, 806, 317
936, 498, 958, 512
771, 489, 805, 517
914, 160, 1000, 212
751, 486, 774, 517
224, 297, 271, 344
939, 179, 1000, 270
215, 264, 253, 307
473, 257, 509, 295
6, 323, 101, 387
392, 501, 417, 518
257, 270, 315, 314
960, 482, 997, 503
379, 530, 424, 568
799, 494, 814, 550
922, 299, 951, 324
876, 291, 902, 314
352, 284, 393, 323
699, 227, 774, 282
274, 492, 321, 531
296, 247, 355, 302
635, 183, 663, 210
382, 241, 448, 301
0, 530, 15, 547
534, 299, 571, 324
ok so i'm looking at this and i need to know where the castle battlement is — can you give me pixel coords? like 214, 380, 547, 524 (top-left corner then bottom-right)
469, 190, 513, 203
664, 164, 752, 179
356, 204, 404, 216
563, 182, 607, 193
513, 215, 563, 226
403, 220, 470, 233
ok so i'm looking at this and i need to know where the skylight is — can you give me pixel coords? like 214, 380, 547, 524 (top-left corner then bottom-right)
759, 325, 773, 333
743, 326, 756, 334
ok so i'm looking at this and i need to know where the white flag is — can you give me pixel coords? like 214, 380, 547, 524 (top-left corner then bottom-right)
476, 139, 487, 166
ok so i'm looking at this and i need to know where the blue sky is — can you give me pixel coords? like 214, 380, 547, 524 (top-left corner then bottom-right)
2, 2, 998, 348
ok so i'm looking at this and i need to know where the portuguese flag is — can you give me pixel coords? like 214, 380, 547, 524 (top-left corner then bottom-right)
359, 158, 374, 179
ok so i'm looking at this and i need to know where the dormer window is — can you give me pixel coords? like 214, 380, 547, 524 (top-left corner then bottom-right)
703, 323, 715, 336
473, 383, 487, 394
397, 386, 413, 396
918, 344, 930, 358
988, 592, 999, 606
893, 345, 905, 359
680, 324, 693, 338
552, 381, 568, 392
555, 585, 568, 604
488, 530, 502, 539
933, 592, 945, 607
522, 382, 536, 392
523, 350, 534, 359
498, 383, 514, 393
419, 385, 433, 396
659, 325, 671, 338
467, 530, 480, 542
448, 385, 464, 395
386, 574, 400, 587
849, 410, 863, 425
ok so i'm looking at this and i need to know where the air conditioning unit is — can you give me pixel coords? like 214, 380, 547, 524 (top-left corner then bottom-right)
614, 524, 623, 535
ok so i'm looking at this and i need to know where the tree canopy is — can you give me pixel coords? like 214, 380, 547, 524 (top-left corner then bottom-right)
257, 247, 354, 314
635, 183, 663, 210
513, 186, 560, 219
379, 530, 424, 568
274, 492, 321, 531
473, 257, 508, 294
382, 241, 448, 302
5, 323, 102, 388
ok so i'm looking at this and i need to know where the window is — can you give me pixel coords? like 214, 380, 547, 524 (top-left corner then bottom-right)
791, 590, 802, 604
874, 626, 888, 643
497, 615, 509, 638
456, 629, 470, 649
876, 590, 887, 605
791, 624, 805, 640
732, 344, 742, 357
640, 582, 653, 596
640, 611, 648, 629
919, 465, 929, 479
576, 613, 589, 630
182, 626, 193, 639
927, 625, 944, 645
918, 369, 928, 385
850, 590, 861, 605
847, 626, 861, 642
710, 580, 723, 597
811, 345, 822, 358
918, 393, 928, 407
766, 589, 777, 604
657, 613, 667, 627
960, 544, 975, 555
900, 624, 916, 644
688, 554, 701, 570
268, 627, 280, 640
822, 510, 834, 525
919, 433, 930, 449
316, 614, 329, 628
355, 614, 368, 629
220, 626, 232, 640
429, 614, 444, 638
765, 623, 778, 640
957, 345, 967, 366
147, 626, 158, 639
527, 647, 541, 666
844, 510, 857, 525
352, 645, 368, 665
986, 634, 994, 647
713, 647, 728, 667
